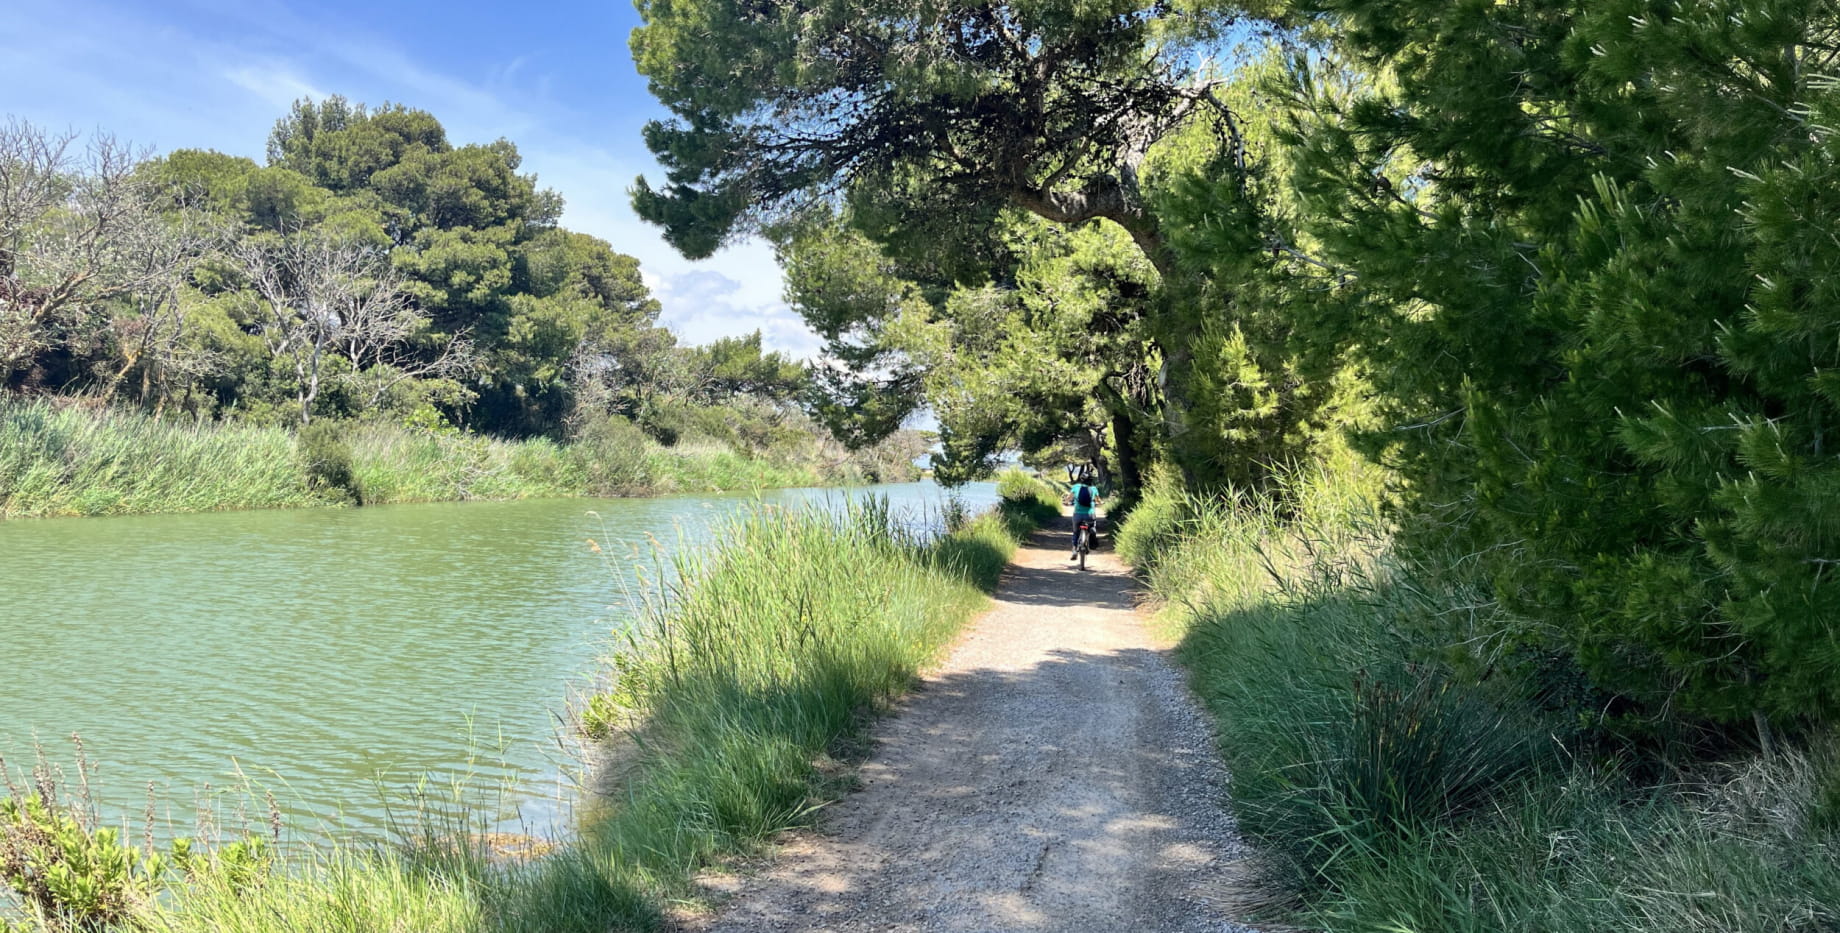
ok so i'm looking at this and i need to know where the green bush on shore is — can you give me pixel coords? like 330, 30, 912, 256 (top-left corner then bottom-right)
1122, 461, 1840, 931
993, 468, 1061, 528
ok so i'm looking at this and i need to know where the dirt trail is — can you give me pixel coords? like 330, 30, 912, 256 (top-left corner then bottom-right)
684, 520, 1261, 933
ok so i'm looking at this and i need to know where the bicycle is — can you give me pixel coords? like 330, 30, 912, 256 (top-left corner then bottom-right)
1074, 515, 1096, 571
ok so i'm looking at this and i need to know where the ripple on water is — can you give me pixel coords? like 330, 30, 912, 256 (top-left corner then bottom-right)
1, 481, 997, 844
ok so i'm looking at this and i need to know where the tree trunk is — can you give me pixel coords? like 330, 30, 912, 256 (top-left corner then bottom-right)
1096, 379, 1147, 497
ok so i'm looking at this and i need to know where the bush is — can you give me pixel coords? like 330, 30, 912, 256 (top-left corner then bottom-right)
1110, 466, 1189, 572
569, 413, 657, 495
296, 421, 360, 504
0, 750, 273, 932
0, 793, 166, 930
1123, 458, 1840, 931
993, 469, 1060, 526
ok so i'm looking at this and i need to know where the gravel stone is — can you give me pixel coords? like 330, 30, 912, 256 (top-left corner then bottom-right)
683, 523, 1265, 932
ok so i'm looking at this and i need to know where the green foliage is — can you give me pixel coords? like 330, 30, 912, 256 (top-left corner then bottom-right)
1110, 466, 1188, 572
0, 400, 320, 517
296, 420, 360, 504
1280, 0, 1840, 728
1302, 756, 1840, 933
0, 756, 276, 933
0, 399, 863, 520
1124, 461, 1840, 931
1124, 460, 1546, 884
629, 0, 1225, 259
684, 332, 807, 404
43, 100, 685, 443
567, 412, 657, 496
993, 469, 1062, 528
0, 794, 167, 930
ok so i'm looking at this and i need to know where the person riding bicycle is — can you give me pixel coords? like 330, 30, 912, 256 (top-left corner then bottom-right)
1067, 470, 1101, 560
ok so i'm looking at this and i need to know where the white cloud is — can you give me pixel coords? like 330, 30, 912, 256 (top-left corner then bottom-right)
650, 269, 823, 360
222, 64, 327, 112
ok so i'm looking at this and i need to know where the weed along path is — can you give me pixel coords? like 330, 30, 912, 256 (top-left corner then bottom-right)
686, 523, 1260, 933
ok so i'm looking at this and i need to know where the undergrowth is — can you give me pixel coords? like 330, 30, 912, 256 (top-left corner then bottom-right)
1122, 454, 1840, 932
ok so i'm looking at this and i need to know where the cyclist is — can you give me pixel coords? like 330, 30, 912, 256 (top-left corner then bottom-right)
1067, 469, 1101, 560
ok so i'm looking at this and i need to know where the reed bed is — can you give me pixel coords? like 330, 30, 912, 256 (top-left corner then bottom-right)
0, 401, 318, 517
0, 400, 841, 519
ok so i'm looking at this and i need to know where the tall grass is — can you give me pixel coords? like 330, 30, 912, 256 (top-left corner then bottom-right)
6, 494, 1049, 931
0, 400, 849, 519
512, 495, 1039, 929
1123, 455, 1840, 931
0, 401, 320, 517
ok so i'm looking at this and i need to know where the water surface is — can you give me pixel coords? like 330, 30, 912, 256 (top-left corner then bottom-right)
0, 481, 995, 843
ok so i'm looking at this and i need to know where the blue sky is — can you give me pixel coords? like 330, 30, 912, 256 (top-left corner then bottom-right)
0, 0, 822, 357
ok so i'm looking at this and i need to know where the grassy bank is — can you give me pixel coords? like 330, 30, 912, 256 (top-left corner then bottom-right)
1117, 457, 1840, 932
2, 475, 1061, 931
0, 399, 881, 519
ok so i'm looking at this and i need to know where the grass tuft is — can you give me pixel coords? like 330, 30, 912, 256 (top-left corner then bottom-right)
1123, 456, 1840, 931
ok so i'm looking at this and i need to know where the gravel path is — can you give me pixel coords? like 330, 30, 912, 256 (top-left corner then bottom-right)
683, 520, 1262, 933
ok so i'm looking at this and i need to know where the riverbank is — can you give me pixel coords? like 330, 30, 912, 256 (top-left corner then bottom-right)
0, 474, 1063, 931
1115, 457, 1840, 932
0, 399, 915, 519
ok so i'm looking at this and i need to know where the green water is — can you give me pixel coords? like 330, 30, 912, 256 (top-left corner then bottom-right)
0, 481, 994, 844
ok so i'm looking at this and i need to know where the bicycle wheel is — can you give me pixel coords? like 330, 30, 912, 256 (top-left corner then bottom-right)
1078, 528, 1088, 571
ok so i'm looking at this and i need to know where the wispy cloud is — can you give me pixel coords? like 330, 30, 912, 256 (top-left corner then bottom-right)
222, 64, 327, 111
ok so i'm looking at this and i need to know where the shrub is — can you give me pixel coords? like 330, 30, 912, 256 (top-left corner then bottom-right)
296, 421, 360, 504
993, 469, 1060, 527
0, 752, 272, 932
0, 793, 166, 930
569, 413, 657, 495
1110, 466, 1189, 572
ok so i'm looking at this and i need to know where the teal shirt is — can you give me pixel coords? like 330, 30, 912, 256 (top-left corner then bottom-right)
1070, 483, 1099, 518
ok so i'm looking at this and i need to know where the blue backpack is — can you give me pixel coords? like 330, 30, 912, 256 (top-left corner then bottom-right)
1076, 485, 1094, 509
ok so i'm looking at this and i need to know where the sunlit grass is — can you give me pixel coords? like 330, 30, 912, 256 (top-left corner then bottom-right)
0, 400, 318, 517
0, 400, 846, 519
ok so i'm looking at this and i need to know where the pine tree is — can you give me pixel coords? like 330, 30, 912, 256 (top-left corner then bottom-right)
1289, 0, 1840, 726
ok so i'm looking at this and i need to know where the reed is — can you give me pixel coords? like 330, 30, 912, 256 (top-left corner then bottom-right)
0, 400, 849, 519
0, 400, 318, 518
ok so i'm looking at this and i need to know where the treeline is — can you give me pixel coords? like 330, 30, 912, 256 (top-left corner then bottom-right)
630, 0, 1840, 748
626, 0, 1840, 925
0, 102, 928, 511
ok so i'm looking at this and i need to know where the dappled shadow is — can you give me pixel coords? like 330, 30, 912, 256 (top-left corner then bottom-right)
991, 526, 1139, 613
698, 639, 1257, 932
